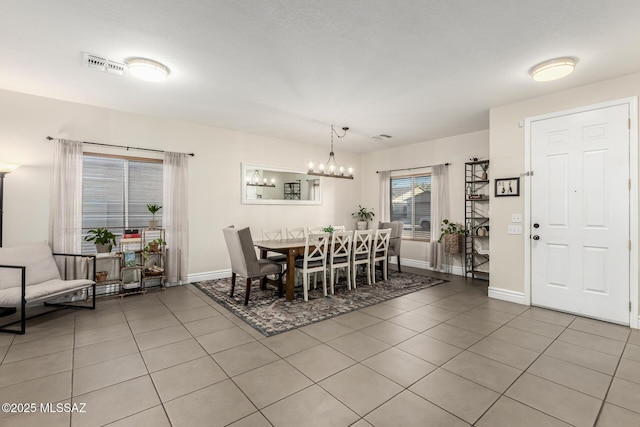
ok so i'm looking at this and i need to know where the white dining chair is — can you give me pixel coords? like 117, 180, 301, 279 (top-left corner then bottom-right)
333, 225, 346, 232
286, 227, 306, 239
371, 228, 391, 283
294, 232, 329, 301
306, 226, 324, 235
262, 228, 287, 267
352, 229, 373, 288
328, 230, 353, 293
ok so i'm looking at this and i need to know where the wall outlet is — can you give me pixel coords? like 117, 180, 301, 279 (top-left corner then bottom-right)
512, 213, 522, 223
508, 225, 522, 235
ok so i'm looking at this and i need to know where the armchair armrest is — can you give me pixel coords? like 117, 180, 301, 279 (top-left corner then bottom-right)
52, 253, 97, 282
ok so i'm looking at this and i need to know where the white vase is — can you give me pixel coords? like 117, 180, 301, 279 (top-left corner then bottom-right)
356, 221, 368, 230
149, 220, 158, 229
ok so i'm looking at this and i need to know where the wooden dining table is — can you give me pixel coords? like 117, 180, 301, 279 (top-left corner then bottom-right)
254, 238, 306, 301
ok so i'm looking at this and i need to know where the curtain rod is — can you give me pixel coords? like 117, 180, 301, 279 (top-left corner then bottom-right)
376, 162, 450, 174
46, 136, 195, 157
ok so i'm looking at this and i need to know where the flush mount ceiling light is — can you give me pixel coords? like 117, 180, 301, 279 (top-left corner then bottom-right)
530, 57, 576, 82
307, 125, 353, 180
126, 58, 170, 82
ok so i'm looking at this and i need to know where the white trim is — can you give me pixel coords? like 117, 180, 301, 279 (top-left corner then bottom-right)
188, 269, 231, 283
488, 287, 527, 305
524, 96, 639, 328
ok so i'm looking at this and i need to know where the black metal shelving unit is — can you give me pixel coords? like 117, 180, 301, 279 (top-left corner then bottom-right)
464, 160, 490, 280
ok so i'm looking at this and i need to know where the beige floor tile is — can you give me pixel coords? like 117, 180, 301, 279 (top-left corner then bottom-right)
261, 385, 359, 427
0, 345, 9, 362
568, 317, 630, 341
381, 297, 425, 311
617, 354, 640, 384
409, 304, 459, 322
445, 314, 502, 335
327, 331, 390, 361
481, 299, 530, 315
360, 303, 406, 320
74, 322, 132, 348
629, 329, 640, 345
623, 343, 640, 362
75, 310, 127, 331
171, 305, 220, 323
196, 326, 256, 354
73, 352, 148, 396
489, 325, 553, 352
402, 290, 446, 305
141, 338, 207, 372
128, 313, 179, 335
506, 373, 601, 427
423, 323, 485, 349
299, 319, 354, 342
476, 396, 572, 427
286, 343, 355, 382
596, 403, 640, 427
233, 360, 312, 409
123, 304, 172, 322
105, 405, 171, 427
544, 340, 619, 375
3, 333, 73, 363
350, 419, 374, 427
332, 311, 382, 330
410, 369, 499, 424
71, 376, 160, 427
519, 307, 576, 327
365, 390, 469, 427
397, 333, 462, 366
606, 377, 640, 413
464, 306, 517, 324
228, 411, 272, 427
73, 335, 139, 368
528, 354, 611, 399
212, 341, 281, 377
386, 312, 440, 332
151, 356, 227, 402
469, 337, 539, 370
442, 350, 522, 393
12, 323, 74, 344
118, 294, 163, 311
2, 404, 71, 427
0, 349, 72, 388
430, 298, 477, 313
359, 321, 417, 345
507, 316, 565, 339
183, 315, 236, 336
319, 364, 403, 416
557, 328, 625, 357
362, 347, 437, 387
0, 334, 14, 348
135, 325, 191, 351
0, 372, 71, 418
261, 329, 321, 357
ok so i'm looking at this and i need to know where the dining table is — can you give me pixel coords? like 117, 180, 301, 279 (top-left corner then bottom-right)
254, 238, 306, 301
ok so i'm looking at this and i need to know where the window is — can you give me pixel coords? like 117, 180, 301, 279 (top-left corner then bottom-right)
82, 154, 163, 253
390, 173, 431, 241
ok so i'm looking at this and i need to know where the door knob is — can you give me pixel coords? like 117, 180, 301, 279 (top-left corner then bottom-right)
533, 223, 540, 228
532, 235, 540, 240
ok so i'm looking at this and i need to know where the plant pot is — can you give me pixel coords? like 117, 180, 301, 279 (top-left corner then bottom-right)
481, 171, 488, 180
444, 234, 462, 254
356, 221, 368, 230
95, 243, 112, 254
149, 220, 158, 229
148, 243, 159, 252
96, 271, 108, 282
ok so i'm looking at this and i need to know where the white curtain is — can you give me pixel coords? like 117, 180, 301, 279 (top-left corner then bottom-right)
163, 152, 189, 284
429, 164, 449, 271
378, 171, 391, 222
49, 139, 83, 253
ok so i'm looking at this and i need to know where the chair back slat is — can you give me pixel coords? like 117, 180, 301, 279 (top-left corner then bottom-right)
330, 231, 353, 262
305, 232, 329, 267
286, 227, 306, 239
353, 229, 373, 258
373, 228, 391, 259
262, 228, 283, 241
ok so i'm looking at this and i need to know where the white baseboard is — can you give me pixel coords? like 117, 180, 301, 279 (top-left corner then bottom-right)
391, 257, 465, 277
488, 286, 527, 305
188, 269, 231, 283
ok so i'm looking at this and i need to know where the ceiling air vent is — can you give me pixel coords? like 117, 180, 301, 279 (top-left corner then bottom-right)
372, 134, 392, 140
83, 53, 126, 76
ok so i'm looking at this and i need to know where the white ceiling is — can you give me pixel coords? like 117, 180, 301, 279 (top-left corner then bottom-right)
2, 0, 640, 153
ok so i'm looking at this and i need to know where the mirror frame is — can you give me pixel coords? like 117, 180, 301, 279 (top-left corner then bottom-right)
241, 163, 323, 205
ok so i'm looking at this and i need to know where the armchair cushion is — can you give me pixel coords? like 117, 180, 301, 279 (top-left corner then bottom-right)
0, 278, 94, 306
0, 242, 61, 290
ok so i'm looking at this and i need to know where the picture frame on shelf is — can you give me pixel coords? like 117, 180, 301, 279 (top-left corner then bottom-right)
495, 177, 520, 197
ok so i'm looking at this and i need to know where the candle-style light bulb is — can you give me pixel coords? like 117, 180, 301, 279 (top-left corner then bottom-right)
347, 167, 353, 176
307, 161, 314, 171
319, 163, 325, 173
339, 166, 344, 176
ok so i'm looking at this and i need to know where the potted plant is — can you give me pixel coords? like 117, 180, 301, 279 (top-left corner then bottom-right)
480, 162, 489, 180
143, 238, 166, 263
84, 227, 117, 253
438, 219, 467, 254
147, 203, 162, 229
322, 225, 335, 233
352, 205, 375, 230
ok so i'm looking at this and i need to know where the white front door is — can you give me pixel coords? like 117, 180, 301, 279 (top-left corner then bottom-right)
530, 103, 630, 324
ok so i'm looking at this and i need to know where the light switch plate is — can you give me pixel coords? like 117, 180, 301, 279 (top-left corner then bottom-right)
508, 225, 522, 235
512, 213, 522, 223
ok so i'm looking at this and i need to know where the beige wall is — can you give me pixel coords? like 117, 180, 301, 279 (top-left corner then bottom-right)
361, 130, 490, 271
490, 72, 640, 302
0, 89, 362, 277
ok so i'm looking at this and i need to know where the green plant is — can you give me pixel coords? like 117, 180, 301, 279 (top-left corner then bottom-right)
147, 203, 162, 220
84, 228, 117, 246
322, 225, 335, 233
480, 162, 489, 172
352, 205, 375, 222
438, 219, 467, 243
144, 238, 166, 252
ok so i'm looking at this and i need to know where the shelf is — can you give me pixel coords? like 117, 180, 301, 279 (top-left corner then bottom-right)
466, 216, 489, 220
468, 270, 490, 275
466, 196, 489, 201
465, 180, 490, 184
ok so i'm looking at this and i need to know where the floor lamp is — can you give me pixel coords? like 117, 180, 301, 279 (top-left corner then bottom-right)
0, 163, 20, 317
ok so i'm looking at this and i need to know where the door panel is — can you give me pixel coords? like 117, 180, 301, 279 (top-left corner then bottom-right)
531, 104, 630, 324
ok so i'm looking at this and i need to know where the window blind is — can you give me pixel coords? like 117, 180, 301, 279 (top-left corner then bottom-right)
390, 174, 431, 241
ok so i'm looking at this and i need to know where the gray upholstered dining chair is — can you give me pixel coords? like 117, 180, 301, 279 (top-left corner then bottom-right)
223, 226, 283, 305
379, 221, 404, 273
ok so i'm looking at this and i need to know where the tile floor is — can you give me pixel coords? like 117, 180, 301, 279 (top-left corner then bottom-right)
0, 269, 639, 426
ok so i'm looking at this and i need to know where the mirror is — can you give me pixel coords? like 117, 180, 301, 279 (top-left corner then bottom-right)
241, 163, 322, 205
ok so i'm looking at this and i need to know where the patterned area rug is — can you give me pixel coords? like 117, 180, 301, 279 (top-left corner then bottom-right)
192, 271, 447, 336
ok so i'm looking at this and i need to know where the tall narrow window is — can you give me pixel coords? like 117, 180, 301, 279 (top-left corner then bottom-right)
390, 173, 432, 241
82, 154, 163, 253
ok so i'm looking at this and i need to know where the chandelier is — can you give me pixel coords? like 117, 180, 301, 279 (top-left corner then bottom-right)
307, 125, 354, 179
245, 169, 276, 187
